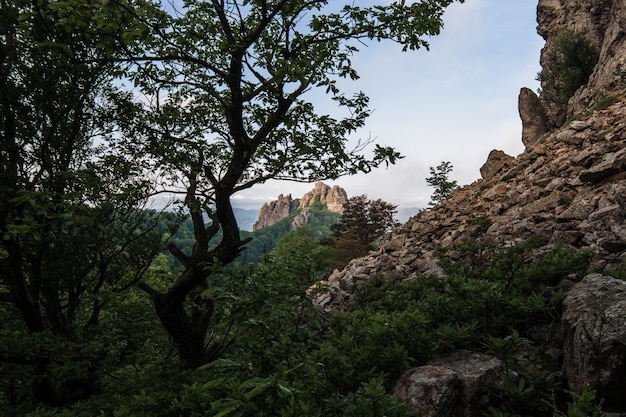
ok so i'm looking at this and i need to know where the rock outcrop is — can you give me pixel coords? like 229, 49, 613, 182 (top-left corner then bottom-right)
252, 182, 347, 230
393, 351, 506, 417
479, 150, 514, 180
561, 274, 626, 410
253, 194, 298, 231
313, 1, 626, 412
518, 87, 549, 149
298, 182, 348, 214
537, 0, 626, 125
317, 100, 626, 311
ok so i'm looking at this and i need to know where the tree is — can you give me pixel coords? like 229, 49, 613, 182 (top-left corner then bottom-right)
426, 161, 458, 206
99, 0, 464, 368
266, 227, 334, 281
330, 195, 398, 270
0, 0, 471, 410
0, 0, 170, 407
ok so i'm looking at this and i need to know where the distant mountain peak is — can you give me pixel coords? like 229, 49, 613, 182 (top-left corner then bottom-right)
252, 182, 347, 231
297, 182, 347, 214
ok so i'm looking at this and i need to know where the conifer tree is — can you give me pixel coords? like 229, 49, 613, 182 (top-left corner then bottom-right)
330, 195, 398, 270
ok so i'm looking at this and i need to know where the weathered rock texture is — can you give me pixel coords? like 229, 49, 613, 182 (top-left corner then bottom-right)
314, 1, 626, 412
298, 182, 347, 214
253, 193, 298, 230
479, 150, 515, 180
562, 274, 626, 410
314, 1, 626, 413
519, 87, 549, 149
392, 351, 505, 417
252, 182, 347, 230
537, 0, 626, 125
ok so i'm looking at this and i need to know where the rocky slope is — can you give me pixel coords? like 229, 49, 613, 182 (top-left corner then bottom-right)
315, 0, 626, 414
318, 100, 626, 309
253, 182, 347, 230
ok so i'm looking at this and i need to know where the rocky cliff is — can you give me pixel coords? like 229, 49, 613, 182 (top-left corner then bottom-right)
252, 182, 347, 231
537, 0, 626, 126
253, 193, 298, 231
299, 182, 347, 214
315, 1, 626, 414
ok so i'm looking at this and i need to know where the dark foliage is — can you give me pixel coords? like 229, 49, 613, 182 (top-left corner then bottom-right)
328, 195, 399, 270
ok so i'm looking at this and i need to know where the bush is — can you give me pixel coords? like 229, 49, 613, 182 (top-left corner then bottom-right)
537, 30, 599, 108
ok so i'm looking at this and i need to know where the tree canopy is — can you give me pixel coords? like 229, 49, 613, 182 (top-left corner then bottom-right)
115, 0, 462, 368
0, 0, 169, 405
330, 195, 399, 269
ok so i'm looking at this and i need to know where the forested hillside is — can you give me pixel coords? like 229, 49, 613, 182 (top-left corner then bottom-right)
163, 202, 340, 269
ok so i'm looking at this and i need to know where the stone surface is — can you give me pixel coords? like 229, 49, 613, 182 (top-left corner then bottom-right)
519, 87, 549, 149
561, 274, 626, 410
253, 193, 297, 230
298, 182, 347, 214
480, 150, 514, 180
316, 100, 626, 312
393, 351, 505, 417
311, 2, 626, 413
537, 0, 626, 125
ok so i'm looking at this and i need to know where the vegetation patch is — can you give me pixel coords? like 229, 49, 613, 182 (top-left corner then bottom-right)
537, 30, 599, 110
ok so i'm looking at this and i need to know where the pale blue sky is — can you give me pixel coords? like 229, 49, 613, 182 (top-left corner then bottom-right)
232, 0, 545, 211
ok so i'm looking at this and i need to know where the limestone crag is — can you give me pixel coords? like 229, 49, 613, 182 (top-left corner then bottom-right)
537, 0, 626, 125
297, 182, 347, 214
316, 100, 626, 311
252, 182, 347, 231
252, 194, 297, 231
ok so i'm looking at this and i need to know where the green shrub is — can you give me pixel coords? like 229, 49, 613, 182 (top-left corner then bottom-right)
537, 30, 599, 108
553, 388, 606, 417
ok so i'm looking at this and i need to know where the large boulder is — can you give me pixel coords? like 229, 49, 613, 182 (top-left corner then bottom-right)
392, 350, 505, 417
562, 274, 626, 411
480, 150, 514, 180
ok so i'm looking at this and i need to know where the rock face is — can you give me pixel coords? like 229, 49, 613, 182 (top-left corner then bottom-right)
537, 0, 626, 125
479, 150, 515, 180
561, 274, 626, 410
253, 194, 297, 231
298, 182, 347, 214
252, 182, 347, 231
314, 1, 626, 412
